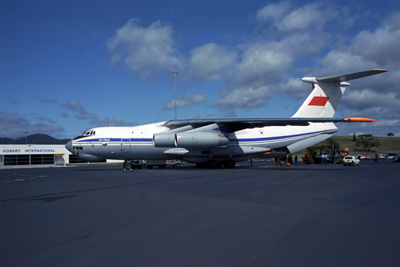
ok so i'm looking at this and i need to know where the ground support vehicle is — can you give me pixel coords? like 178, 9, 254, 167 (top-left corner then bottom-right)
336, 149, 350, 164
144, 160, 167, 169
166, 160, 182, 167
343, 156, 361, 166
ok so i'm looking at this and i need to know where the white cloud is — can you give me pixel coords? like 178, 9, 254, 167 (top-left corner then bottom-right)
189, 43, 237, 82
256, 1, 291, 23
164, 94, 206, 110
63, 99, 98, 120
215, 85, 272, 110
278, 3, 328, 31
316, 50, 378, 75
107, 19, 184, 80
340, 90, 400, 123
256, 2, 334, 32
62, 99, 134, 126
237, 41, 294, 86
278, 77, 310, 98
0, 112, 65, 138
350, 13, 400, 66
90, 117, 134, 127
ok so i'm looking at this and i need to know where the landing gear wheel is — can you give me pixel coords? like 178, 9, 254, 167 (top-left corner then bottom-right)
206, 160, 222, 169
223, 160, 236, 168
123, 160, 132, 170
196, 163, 206, 168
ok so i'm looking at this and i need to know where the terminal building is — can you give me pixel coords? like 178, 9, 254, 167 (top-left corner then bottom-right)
0, 144, 74, 167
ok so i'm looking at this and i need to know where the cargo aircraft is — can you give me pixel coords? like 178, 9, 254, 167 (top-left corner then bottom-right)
65, 69, 387, 169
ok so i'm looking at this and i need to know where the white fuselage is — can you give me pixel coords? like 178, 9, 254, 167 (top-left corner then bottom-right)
67, 121, 338, 163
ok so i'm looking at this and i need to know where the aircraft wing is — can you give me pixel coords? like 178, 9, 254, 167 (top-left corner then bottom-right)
163, 117, 376, 133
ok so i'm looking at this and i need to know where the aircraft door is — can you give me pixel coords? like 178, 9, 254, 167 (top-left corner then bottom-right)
73, 146, 80, 157
121, 139, 131, 154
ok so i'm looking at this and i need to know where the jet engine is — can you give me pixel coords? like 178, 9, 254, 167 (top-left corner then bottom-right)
175, 132, 229, 148
153, 133, 176, 147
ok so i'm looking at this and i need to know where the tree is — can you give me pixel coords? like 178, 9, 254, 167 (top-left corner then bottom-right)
353, 133, 356, 142
326, 138, 340, 151
388, 133, 394, 137
355, 134, 380, 152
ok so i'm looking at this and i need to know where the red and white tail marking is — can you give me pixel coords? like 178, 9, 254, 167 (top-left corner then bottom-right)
308, 96, 329, 106
292, 69, 387, 118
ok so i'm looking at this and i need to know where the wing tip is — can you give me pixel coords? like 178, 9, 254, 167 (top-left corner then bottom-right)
344, 118, 378, 122
372, 69, 388, 72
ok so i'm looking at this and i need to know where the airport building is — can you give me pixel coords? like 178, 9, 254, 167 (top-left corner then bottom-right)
0, 144, 72, 167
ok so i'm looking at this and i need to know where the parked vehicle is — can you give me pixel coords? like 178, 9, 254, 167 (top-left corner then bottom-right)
336, 149, 350, 164
385, 153, 397, 160
166, 159, 182, 167
393, 153, 400, 163
343, 156, 361, 166
144, 159, 167, 169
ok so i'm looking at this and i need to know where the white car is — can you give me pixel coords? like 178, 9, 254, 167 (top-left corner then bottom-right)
343, 156, 361, 166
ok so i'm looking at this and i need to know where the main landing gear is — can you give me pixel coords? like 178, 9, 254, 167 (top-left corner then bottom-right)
123, 160, 143, 170
123, 160, 132, 170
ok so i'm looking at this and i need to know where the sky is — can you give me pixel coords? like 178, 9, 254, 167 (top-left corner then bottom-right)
1, 0, 400, 139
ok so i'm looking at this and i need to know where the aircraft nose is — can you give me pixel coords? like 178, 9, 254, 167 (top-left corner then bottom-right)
65, 140, 73, 153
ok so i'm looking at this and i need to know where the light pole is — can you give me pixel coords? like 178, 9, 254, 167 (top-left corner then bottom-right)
172, 71, 178, 120
25, 132, 28, 144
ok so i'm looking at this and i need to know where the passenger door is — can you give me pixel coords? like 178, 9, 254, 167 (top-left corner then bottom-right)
121, 139, 131, 154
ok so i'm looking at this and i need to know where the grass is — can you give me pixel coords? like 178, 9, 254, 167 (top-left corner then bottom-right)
295, 136, 400, 158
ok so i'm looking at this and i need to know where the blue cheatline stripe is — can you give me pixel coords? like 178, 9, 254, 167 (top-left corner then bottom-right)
231, 129, 336, 143
75, 138, 153, 144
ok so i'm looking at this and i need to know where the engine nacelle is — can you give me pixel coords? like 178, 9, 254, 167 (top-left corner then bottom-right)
153, 133, 176, 147
175, 132, 229, 148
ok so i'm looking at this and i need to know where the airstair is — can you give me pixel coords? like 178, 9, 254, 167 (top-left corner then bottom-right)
301, 149, 315, 166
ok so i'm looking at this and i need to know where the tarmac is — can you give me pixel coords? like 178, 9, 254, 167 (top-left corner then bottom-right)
1, 160, 400, 267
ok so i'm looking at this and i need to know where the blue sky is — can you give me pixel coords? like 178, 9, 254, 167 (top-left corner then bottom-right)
1, 0, 400, 139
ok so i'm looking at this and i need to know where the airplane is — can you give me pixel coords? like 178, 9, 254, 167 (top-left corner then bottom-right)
65, 69, 387, 169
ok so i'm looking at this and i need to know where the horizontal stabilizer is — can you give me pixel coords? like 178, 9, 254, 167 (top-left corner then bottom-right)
316, 69, 388, 83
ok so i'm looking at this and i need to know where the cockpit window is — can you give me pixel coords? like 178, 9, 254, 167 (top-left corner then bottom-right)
82, 129, 96, 136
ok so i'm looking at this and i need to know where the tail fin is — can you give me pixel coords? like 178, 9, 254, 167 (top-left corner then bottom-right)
292, 69, 387, 118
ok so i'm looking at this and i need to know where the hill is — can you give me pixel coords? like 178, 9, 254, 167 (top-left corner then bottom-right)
296, 136, 400, 158
0, 134, 70, 145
